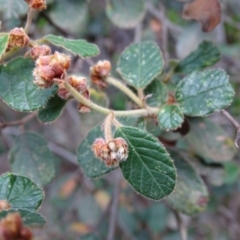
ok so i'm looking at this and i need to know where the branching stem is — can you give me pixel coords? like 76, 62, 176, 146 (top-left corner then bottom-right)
24, 8, 35, 34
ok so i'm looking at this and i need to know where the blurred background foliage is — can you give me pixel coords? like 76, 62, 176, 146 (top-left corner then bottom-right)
1, 0, 240, 239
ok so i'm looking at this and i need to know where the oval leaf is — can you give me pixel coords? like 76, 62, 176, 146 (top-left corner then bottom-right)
77, 125, 116, 178
38, 94, 67, 123
158, 104, 184, 131
9, 132, 56, 186
43, 35, 99, 58
176, 41, 220, 73
0, 173, 43, 211
186, 118, 237, 163
0, 209, 46, 227
167, 152, 209, 215
115, 126, 176, 200
106, 0, 145, 28
0, 34, 9, 57
0, 57, 57, 111
176, 69, 234, 116
117, 41, 164, 89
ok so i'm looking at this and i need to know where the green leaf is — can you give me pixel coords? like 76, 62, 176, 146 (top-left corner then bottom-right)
106, 0, 145, 28
0, 34, 9, 57
0, 209, 46, 227
38, 95, 67, 123
0, 173, 43, 211
0, 0, 28, 19
117, 41, 164, 89
0, 57, 57, 112
43, 35, 99, 58
144, 79, 168, 107
176, 41, 221, 73
167, 152, 209, 216
49, 0, 88, 36
223, 162, 240, 184
158, 104, 184, 131
9, 132, 56, 186
176, 69, 234, 116
186, 118, 237, 163
115, 126, 176, 200
77, 125, 116, 178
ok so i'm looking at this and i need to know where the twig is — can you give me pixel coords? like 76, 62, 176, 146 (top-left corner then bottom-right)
221, 110, 240, 129
0, 112, 37, 129
64, 82, 159, 117
173, 210, 188, 240
106, 171, 121, 240
134, 23, 142, 43
24, 8, 36, 34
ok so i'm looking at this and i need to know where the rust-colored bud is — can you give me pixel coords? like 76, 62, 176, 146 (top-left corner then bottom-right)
30, 45, 51, 60
33, 52, 70, 88
92, 138, 106, 158
0, 200, 11, 211
78, 90, 91, 113
90, 60, 111, 89
57, 83, 70, 100
24, 0, 46, 10
92, 137, 128, 167
67, 75, 88, 93
5, 213, 22, 236
7, 28, 29, 51
20, 227, 33, 240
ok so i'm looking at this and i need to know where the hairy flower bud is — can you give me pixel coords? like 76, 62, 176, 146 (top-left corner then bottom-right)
30, 45, 51, 60
90, 60, 111, 89
92, 137, 128, 167
67, 75, 88, 93
24, 0, 46, 10
7, 28, 29, 51
33, 52, 70, 88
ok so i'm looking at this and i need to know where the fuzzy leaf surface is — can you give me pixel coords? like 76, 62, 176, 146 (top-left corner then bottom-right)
44, 35, 99, 58
77, 125, 116, 178
115, 127, 176, 200
9, 132, 56, 186
38, 95, 67, 123
167, 152, 209, 215
176, 41, 220, 73
176, 69, 234, 116
0, 34, 9, 57
117, 42, 164, 89
106, 0, 145, 28
0, 209, 46, 227
186, 118, 237, 163
0, 173, 43, 211
0, 57, 57, 111
158, 104, 184, 131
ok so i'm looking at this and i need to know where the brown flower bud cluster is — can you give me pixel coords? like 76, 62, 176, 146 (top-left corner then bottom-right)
0, 212, 32, 240
92, 137, 128, 166
90, 60, 111, 89
33, 51, 70, 88
24, 0, 46, 10
7, 28, 29, 51
29, 45, 51, 60
0, 200, 11, 211
57, 75, 91, 113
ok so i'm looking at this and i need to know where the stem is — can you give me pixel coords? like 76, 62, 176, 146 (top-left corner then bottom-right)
173, 210, 188, 240
105, 77, 143, 108
0, 112, 37, 129
221, 109, 240, 129
64, 82, 159, 117
104, 113, 114, 142
24, 8, 35, 34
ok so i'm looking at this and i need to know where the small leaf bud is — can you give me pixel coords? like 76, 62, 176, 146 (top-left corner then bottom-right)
90, 60, 111, 89
92, 138, 106, 158
30, 45, 51, 60
7, 28, 29, 50
24, 0, 47, 10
